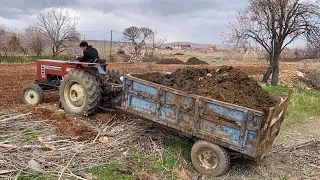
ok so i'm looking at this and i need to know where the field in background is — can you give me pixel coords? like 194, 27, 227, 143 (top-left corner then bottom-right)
1, 39, 314, 64
0, 42, 270, 63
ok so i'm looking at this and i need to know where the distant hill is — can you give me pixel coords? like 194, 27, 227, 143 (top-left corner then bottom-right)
163, 42, 228, 49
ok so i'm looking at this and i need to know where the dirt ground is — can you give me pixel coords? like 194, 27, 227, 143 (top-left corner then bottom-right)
0, 61, 320, 179
156, 58, 185, 64
186, 57, 208, 65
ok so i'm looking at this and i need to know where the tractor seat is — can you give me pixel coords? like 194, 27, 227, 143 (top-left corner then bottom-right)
95, 59, 107, 65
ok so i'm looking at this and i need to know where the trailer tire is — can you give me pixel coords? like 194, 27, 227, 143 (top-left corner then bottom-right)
20, 84, 44, 106
59, 69, 101, 116
191, 140, 230, 177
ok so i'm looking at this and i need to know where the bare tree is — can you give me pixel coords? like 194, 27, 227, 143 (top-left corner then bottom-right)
0, 26, 11, 57
306, 26, 320, 56
224, 0, 320, 85
8, 35, 21, 56
37, 8, 80, 58
123, 26, 154, 57
21, 26, 49, 56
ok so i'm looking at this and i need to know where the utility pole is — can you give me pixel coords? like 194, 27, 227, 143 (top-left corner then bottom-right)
104, 38, 106, 54
153, 30, 155, 48
110, 30, 113, 62
83, 34, 86, 41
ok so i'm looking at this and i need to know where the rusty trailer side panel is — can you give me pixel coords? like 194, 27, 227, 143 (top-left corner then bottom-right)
121, 75, 291, 159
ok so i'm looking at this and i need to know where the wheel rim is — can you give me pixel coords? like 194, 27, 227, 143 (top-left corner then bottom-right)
64, 81, 85, 109
197, 147, 219, 171
24, 89, 39, 105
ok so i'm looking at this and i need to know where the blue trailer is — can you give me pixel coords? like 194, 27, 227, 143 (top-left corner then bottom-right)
120, 74, 291, 176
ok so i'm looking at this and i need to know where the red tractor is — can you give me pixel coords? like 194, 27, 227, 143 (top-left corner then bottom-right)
20, 59, 123, 116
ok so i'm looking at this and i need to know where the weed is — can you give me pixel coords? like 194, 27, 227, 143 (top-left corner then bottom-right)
4, 132, 38, 143
214, 56, 223, 60
21, 132, 38, 141
90, 163, 133, 180
279, 176, 290, 180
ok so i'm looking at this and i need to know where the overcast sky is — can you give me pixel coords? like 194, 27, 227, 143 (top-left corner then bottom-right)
0, 0, 251, 45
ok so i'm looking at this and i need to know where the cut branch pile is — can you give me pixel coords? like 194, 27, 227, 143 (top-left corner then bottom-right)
0, 110, 172, 179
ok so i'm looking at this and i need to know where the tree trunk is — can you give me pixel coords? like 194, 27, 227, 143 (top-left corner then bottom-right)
271, 59, 279, 86
262, 66, 273, 83
52, 45, 59, 59
52, 46, 55, 58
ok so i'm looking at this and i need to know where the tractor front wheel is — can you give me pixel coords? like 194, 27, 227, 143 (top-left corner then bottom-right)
20, 84, 44, 106
59, 69, 101, 116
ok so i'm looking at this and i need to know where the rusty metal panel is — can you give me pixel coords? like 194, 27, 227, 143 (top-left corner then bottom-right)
178, 112, 195, 132
204, 102, 247, 124
132, 81, 157, 97
160, 105, 176, 120
162, 91, 195, 111
127, 95, 157, 115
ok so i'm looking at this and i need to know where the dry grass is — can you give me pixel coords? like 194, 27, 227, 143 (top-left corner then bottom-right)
0, 109, 188, 179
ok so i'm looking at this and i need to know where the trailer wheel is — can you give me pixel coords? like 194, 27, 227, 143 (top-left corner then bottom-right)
191, 140, 230, 176
59, 69, 101, 116
20, 84, 44, 106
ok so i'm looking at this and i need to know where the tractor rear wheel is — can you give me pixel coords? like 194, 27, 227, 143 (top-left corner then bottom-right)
59, 69, 101, 116
20, 84, 44, 106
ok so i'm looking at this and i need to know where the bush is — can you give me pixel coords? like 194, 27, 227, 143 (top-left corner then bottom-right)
117, 50, 125, 54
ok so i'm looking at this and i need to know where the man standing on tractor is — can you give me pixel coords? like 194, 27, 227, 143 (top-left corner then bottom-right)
78, 41, 99, 63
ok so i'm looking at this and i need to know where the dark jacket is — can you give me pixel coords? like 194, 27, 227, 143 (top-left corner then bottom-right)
79, 47, 99, 63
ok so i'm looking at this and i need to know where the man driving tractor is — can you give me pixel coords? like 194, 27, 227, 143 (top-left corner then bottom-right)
78, 41, 99, 63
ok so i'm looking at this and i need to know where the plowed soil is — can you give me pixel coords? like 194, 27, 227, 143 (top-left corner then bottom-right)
134, 66, 277, 114
186, 57, 208, 65
156, 58, 185, 64
35, 106, 98, 141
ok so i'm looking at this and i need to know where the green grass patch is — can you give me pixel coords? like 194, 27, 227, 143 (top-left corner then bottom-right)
263, 84, 289, 95
90, 163, 133, 180
21, 132, 39, 141
3, 132, 38, 143
161, 138, 194, 172
263, 85, 320, 127
214, 56, 223, 60
0, 55, 75, 63
90, 137, 194, 179
0, 56, 50, 63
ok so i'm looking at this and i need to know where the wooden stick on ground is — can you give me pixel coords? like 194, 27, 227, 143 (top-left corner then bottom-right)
0, 170, 15, 175
0, 113, 34, 122
58, 153, 77, 180
0, 144, 44, 149
92, 131, 101, 144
